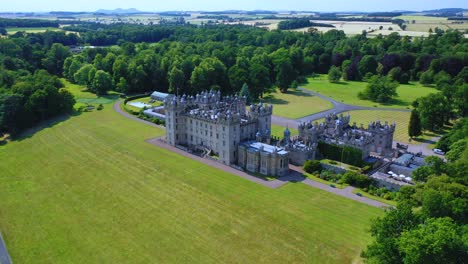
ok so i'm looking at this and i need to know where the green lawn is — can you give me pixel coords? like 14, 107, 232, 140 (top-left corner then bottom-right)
0, 105, 383, 263
271, 124, 298, 139
303, 75, 438, 109
62, 79, 120, 107
263, 88, 333, 119
314, 110, 437, 145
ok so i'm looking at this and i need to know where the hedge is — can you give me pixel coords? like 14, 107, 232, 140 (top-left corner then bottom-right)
318, 141, 363, 167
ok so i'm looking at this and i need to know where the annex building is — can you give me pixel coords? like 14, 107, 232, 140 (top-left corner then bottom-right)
163, 91, 396, 177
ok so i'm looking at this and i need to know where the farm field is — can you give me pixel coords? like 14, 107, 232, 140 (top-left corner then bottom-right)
0, 103, 383, 263
395, 15, 467, 32
313, 110, 435, 145
292, 20, 400, 35
303, 75, 438, 109
263, 88, 333, 119
6, 27, 62, 34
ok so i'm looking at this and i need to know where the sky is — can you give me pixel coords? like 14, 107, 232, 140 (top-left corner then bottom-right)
0, 0, 467, 12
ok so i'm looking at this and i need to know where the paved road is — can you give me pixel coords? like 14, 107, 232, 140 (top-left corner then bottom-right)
271, 87, 411, 126
0, 232, 12, 264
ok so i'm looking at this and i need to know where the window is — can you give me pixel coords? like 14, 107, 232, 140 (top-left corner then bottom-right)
216, 133, 219, 139
223, 127, 225, 132
191, 135, 193, 141
223, 141, 226, 146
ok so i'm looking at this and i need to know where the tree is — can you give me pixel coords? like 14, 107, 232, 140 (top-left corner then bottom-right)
358, 55, 378, 77
358, 75, 398, 103
417, 93, 451, 131
0, 27, 7, 36
249, 63, 271, 99
42, 43, 70, 76
419, 70, 434, 86
168, 67, 185, 94
116, 77, 129, 94
276, 60, 295, 93
328, 66, 341, 83
92, 70, 113, 95
58, 88, 76, 113
398, 218, 467, 264
362, 203, 419, 264
74, 64, 93, 86
303, 160, 322, 174
239, 83, 252, 103
408, 109, 422, 138
445, 139, 468, 163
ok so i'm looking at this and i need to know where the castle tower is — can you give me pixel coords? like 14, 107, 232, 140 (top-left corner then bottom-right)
164, 95, 187, 146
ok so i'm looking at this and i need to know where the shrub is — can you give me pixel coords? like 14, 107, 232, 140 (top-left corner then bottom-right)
304, 160, 322, 174
342, 171, 373, 188
97, 104, 104, 110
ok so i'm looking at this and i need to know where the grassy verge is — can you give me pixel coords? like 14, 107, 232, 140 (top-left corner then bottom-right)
352, 189, 397, 206
304, 173, 349, 189
270, 124, 299, 138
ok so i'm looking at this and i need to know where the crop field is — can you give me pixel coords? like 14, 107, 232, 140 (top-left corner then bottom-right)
303, 75, 438, 109
0, 98, 383, 263
395, 15, 467, 32
292, 20, 400, 35
263, 88, 333, 119
6, 27, 62, 34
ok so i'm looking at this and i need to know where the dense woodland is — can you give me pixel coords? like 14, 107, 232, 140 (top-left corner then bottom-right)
0, 23, 466, 135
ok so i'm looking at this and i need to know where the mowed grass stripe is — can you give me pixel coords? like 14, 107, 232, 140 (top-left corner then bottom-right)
0, 107, 382, 263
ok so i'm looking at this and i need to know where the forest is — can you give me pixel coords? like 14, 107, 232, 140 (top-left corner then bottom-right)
1, 22, 467, 136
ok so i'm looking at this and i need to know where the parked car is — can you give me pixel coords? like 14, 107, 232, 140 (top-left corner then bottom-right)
329, 184, 336, 188
432, 148, 445, 155
356, 192, 363, 197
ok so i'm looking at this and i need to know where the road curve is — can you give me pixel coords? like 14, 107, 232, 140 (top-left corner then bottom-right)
271, 87, 411, 126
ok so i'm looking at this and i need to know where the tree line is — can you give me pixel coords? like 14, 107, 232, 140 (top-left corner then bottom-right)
363, 118, 468, 263
1, 23, 466, 135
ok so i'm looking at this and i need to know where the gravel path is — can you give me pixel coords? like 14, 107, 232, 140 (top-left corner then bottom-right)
0, 232, 12, 264
271, 87, 411, 126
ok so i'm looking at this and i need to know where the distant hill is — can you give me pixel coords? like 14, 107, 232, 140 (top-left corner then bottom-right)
95, 8, 144, 14
422, 8, 467, 13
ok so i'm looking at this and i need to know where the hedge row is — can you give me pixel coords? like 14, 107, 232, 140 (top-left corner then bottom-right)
317, 141, 363, 167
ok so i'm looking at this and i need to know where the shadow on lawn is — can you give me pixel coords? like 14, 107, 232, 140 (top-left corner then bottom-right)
262, 89, 314, 105
11, 111, 83, 143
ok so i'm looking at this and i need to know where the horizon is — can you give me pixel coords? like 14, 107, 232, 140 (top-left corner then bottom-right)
1, 0, 467, 13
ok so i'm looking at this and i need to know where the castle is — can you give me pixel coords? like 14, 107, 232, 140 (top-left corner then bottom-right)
164, 90, 395, 177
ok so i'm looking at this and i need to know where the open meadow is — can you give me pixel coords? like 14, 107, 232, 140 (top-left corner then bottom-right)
263, 88, 333, 119
0, 99, 383, 263
303, 75, 438, 109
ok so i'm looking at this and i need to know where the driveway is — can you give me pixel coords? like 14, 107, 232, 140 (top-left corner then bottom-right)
272, 87, 410, 125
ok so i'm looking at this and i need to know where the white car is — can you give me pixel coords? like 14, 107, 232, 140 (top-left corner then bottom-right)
432, 148, 445, 155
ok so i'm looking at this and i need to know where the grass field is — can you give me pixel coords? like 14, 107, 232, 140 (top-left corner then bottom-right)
62, 79, 120, 107
0, 95, 383, 263
263, 88, 333, 119
271, 124, 298, 138
304, 75, 438, 109
313, 110, 436, 145
6, 27, 62, 34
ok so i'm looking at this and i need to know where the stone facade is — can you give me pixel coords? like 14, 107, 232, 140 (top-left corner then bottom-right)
164, 90, 287, 176
164, 91, 397, 176
298, 113, 395, 158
